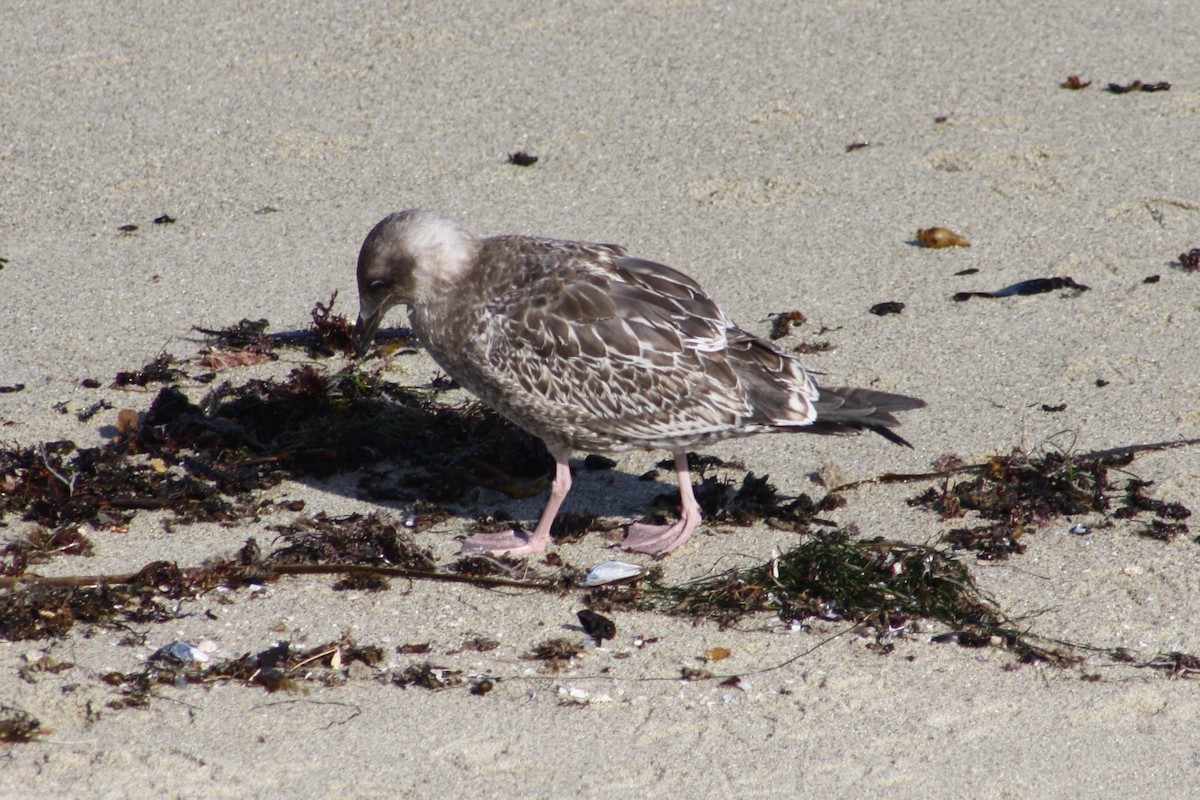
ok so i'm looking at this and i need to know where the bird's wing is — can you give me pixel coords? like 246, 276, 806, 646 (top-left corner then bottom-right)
472, 238, 816, 445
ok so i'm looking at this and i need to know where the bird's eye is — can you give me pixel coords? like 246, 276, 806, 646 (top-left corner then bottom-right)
368, 280, 387, 292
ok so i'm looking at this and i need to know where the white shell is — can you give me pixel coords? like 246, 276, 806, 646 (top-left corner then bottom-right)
149, 641, 211, 664
581, 560, 647, 587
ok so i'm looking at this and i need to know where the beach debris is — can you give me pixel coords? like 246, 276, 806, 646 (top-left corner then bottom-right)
550, 512, 599, 543
845, 141, 871, 152
459, 636, 500, 653
271, 511, 439, 569
525, 638, 585, 673
102, 635, 389, 704
577, 608, 617, 644
581, 560, 647, 587
680, 666, 714, 681
869, 301, 905, 316
954, 268, 980, 276
646, 531, 1070, 663
470, 677, 495, 695
195, 295, 363, 359
583, 454, 617, 471
1133, 650, 1200, 679
1069, 523, 1091, 536
111, 353, 185, 388
910, 444, 1193, 559
1114, 479, 1191, 523
0, 384, 24, 394
1179, 249, 1200, 272
952, 276, 1089, 301
0, 705, 46, 743
507, 151, 538, 166
0, 527, 93, 575
942, 524, 1027, 560
194, 317, 271, 350
1143, 275, 1161, 284
917, 227, 970, 248
703, 647, 731, 662
1106, 80, 1170, 94
149, 641, 210, 665
910, 447, 1116, 559
332, 572, 391, 591
1041, 403, 1067, 413
117, 224, 138, 234
76, 399, 114, 422
1135, 519, 1189, 542
646, 471, 825, 533
768, 310, 807, 339
153, 214, 176, 225
793, 340, 835, 354
391, 662, 463, 690
1061, 75, 1092, 90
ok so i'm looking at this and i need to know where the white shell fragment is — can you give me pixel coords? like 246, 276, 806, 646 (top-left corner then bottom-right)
581, 560, 647, 587
1069, 523, 1091, 535
149, 641, 211, 665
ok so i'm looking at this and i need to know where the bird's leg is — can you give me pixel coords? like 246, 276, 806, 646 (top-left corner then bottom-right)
623, 452, 703, 556
458, 455, 571, 557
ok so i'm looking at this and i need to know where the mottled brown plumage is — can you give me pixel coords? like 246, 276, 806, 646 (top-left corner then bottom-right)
354, 210, 925, 556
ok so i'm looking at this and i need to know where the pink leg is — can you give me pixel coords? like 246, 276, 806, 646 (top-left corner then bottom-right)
459, 455, 572, 557
623, 452, 703, 556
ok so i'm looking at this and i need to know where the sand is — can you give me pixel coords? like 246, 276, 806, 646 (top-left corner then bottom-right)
2, 1, 1199, 797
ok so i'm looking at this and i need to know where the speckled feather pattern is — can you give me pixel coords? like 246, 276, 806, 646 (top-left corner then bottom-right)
356, 210, 922, 456
412, 234, 829, 452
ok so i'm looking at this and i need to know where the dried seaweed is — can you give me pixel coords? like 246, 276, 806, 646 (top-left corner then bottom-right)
390, 661, 463, 689
269, 512, 438, 570
648, 531, 1069, 664
908, 445, 1191, 558
1133, 650, 1200, 678
909, 448, 1117, 557
104, 634, 388, 705
525, 638, 585, 673
1180, 249, 1200, 272
768, 310, 806, 339
507, 151, 538, 166
0, 705, 45, 742
869, 301, 905, 316
112, 354, 185, 388
953, 276, 1089, 301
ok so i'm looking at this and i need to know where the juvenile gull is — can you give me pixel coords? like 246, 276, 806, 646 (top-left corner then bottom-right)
353, 210, 925, 557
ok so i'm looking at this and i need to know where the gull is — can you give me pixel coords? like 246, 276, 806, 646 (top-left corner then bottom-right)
353, 210, 924, 556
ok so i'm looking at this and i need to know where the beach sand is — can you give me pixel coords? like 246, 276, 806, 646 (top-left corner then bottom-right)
2, 2, 1199, 797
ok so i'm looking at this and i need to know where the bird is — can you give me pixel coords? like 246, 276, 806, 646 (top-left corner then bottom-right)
353, 210, 925, 557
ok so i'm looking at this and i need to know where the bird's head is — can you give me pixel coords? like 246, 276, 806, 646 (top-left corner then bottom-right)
353, 209, 476, 356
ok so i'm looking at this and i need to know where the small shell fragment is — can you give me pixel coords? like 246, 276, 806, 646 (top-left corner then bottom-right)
149, 641, 210, 665
917, 227, 971, 248
581, 560, 647, 587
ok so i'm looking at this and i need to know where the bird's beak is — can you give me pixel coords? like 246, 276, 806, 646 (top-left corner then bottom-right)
352, 303, 385, 358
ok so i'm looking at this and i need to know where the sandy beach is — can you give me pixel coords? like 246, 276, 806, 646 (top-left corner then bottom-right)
2, 2, 1199, 797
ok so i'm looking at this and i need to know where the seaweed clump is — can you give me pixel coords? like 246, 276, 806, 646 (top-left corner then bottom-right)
908, 448, 1125, 559
104, 634, 388, 708
909, 446, 1192, 557
647, 530, 1069, 663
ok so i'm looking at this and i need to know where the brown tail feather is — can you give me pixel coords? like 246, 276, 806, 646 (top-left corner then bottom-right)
797, 386, 926, 447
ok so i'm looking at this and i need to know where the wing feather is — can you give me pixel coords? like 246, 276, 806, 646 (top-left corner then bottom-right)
463, 238, 818, 449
